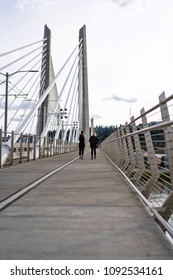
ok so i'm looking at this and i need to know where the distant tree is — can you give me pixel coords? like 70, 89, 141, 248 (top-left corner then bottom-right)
94, 125, 116, 144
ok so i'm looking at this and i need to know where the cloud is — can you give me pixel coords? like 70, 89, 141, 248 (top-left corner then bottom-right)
90, 114, 102, 120
102, 94, 137, 103
15, 0, 54, 11
111, 0, 135, 7
111, 0, 156, 11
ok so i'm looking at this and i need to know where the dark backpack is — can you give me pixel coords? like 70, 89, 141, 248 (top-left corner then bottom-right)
79, 134, 85, 143
90, 136, 98, 145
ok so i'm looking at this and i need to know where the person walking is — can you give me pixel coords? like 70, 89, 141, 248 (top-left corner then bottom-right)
89, 131, 99, 159
78, 130, 85, 159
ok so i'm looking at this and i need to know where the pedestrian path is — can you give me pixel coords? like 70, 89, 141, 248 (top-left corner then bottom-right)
0, 149, 173, 259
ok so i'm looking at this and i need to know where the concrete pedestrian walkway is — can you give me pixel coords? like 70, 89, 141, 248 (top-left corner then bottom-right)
0, 149, 173, 259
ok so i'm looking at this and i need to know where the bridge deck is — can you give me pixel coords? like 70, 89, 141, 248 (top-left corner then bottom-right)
0, 149, 173, 259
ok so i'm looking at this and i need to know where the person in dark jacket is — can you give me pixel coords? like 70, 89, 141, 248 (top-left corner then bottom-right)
78, 130, 85, 159
89, 132, 99, 159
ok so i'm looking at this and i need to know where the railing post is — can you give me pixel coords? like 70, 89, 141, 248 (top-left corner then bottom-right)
125, 122, 136, 176
140, 107, 159, 198
158, 92, 173, 220
50, 138, 53, 156
113, 131, 120, 164
43, 137, 46, 158
0, 129, 2, 168
121, 125, 131, 172
39, 136, 41, 159
159, 92, 173, 187
47, 137, 49, 157
111, 132, 117, 163
27, 134, 30, 161
33, 135, 36, 160
10, 131, 14, 165
130, 116, 145, 184
116, 128, 125, 166
19, 133, 23, 163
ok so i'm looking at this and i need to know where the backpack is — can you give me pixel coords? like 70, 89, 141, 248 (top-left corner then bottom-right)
79, 134, 85, 143
90, 136, 97, 145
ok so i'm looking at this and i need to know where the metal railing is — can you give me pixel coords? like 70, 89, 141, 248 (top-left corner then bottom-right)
0, 129, 78, 168
101, 91, 173, 239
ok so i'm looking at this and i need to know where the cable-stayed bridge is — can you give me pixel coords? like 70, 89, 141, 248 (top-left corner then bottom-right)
0, 25, 173, 260
0, 25, 89, 165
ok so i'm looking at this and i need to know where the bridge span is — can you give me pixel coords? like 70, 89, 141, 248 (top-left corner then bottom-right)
0, 149, 173, 259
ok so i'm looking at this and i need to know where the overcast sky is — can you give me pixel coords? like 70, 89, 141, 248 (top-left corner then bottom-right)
1, 0, 173, 127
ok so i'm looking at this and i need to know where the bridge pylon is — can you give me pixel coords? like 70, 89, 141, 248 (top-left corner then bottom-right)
79, 25, 90, 143
37, 24, 51, 136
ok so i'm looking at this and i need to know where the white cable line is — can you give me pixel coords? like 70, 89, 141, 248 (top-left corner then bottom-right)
78, 50, 83, 130
5, 55, 42, 114
63, 72, 78, 141
39, 49, 80, 144
63, 45, 82, 110
8, 41, 82, 145
18, 69, 47, 134
62, 63, 78, 115
4, 53, 43, 97
0, 44, 45, 72
8, 73, 40, 129
73, 101, 79, 143
68, 83, 79, 143
0, 39, 47, 58
28, 112, 37, 134
7, 68, 39, 108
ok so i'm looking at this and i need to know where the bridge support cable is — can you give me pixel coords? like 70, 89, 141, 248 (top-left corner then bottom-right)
101, 92, 173, 238
61, 47, 82, 143
4, 42, 81, 147
0, 39, 47, 58
0, 38, 47, 135
38, 44, 82, 149
0, 45, 46, 73
0, 25, 87, 166
61, 72, 78, 142
70, 83, 80, 144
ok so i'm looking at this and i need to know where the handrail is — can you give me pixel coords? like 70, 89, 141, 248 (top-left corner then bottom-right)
101, 91, 173, 240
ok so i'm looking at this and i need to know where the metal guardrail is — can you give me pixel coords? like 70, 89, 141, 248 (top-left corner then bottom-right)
0, 130, 78, 168
101, 91, 173, 238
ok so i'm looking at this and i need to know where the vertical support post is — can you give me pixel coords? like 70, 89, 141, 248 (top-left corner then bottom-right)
33, 135, 36, 160
140, 107, 159, 197
158, 92, 173, 220
27, 134, 30, 161
19, 133, 23, 163
79, 25, 90, 144
0, 129, 2, 168
10, 131, 14, 165
121, 125, 130, 172
4, 73, 9, 138
116, 128, 124, 166
130, 116, 145, 184
39, 136, 41, 159
159, 92, 173, 187
43, 137, 46, 158
125, 122, 136, 176
114, 131, 120, 164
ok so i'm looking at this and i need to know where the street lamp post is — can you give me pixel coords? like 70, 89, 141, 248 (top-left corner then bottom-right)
0, 70, 38, 137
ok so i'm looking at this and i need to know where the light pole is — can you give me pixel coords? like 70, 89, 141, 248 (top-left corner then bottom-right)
0, 70, 38, 137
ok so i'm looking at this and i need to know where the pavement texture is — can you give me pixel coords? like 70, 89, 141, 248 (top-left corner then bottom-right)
0, 149, 173, 259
